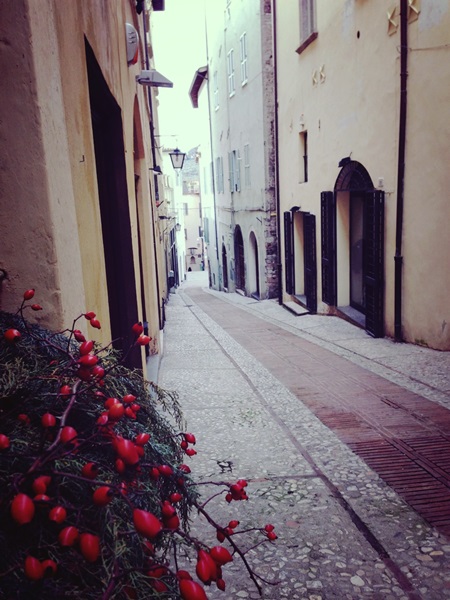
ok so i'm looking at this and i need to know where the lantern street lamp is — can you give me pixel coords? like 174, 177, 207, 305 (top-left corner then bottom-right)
169, 148, 186, 171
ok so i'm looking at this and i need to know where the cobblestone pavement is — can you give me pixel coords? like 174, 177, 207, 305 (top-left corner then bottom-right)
156, 272, 450, 600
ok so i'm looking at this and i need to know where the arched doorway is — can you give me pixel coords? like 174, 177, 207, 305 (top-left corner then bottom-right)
248, 231, 260, 298
321, 161, 384, 337
222, 244, 229, 290
234, 226, 245, 292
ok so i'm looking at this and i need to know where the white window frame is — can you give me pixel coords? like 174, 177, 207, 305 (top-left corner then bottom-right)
244, 143, 250, 187
298, 0, 317, 53
240, 32, 248, 85
216, 156, 224, 193
213, 71, 219, 110
227, 49, 235, 97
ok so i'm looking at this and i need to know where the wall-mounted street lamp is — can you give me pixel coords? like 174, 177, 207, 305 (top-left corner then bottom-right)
169, 148, 186, 171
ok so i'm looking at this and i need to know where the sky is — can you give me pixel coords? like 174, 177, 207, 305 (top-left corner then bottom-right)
151, 0, 208, 153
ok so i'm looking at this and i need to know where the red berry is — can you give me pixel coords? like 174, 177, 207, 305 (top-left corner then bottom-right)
228, 520, 239, 529
41, 559, 57, 576
184, 433, 196, 444
60, 385, 72, 399
161, 501, 176, 519
78, 354, 98, 367
115, 458, 126, 474
84, 311, 96, 320
3, 328, 21, 343
79, 340, 94, 355
32, 475, 51, 495
116, 438, 140, 465
31, 304, 42, 311
135, 433, 150, 446
133, 509, 162, 539
49, 505, 67, 524
267, 531, 277, 540
125, 407, 137, 419
91, 364, 105, 379
60, 426, 77, 444
136, 335, 151, 346
11, 493, 35, 525
179, 579, 208, 600
179, 464, 191, 474
73, 330, 86, 342
108, 402, 125, 420
90, 318, 101, 329
93, 486, 113, 506
170, 492, 183, 503
132, 322, 144, 336
164, 514, 180, 530
185, 448, 197, 457
41, 413, 56, 428
158, 465, 173, 477
18, 413, 30, 425
58, 525, 79, 547
104, 397, 119, 409
0, 434, 10, 450
24, 556, 43, 581
216, 530, 225, 542
210, 546, 233, 566
34, 494, 50, 502
264, 523, 275, 532
79, 533, 100, 562
122, 394, 137, 404
81, 462, 98, 479
23, 289, 35, 300
149, 467, 160, 480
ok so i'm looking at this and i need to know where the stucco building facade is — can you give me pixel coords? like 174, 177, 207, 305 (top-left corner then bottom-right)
198, 0, 278, 299
275, 0, 450, 349
0, 0, 172, 369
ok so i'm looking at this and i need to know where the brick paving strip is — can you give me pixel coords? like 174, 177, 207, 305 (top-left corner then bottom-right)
159, 285, 450, 599
185, 287, 450, 538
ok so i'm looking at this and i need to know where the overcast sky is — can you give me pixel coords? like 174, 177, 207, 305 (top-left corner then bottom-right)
151, 0, 208, 153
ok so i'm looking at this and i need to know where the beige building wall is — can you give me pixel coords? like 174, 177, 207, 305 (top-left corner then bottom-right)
275, 0, 450, 350
0, 0, 168, 367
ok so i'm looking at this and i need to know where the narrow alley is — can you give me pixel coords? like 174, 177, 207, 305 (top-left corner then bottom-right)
158, 272, 450, 600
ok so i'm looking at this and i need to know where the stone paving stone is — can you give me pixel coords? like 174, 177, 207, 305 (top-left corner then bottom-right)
157, 280, 450, 599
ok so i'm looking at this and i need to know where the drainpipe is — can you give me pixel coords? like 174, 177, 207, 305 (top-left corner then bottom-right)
142, 10, 163, 330
394, 0, 408, 341
272, 0, 283, 305
203, 12, 220, 275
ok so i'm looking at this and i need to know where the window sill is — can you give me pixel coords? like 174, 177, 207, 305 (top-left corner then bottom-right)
296, 31, 318, 55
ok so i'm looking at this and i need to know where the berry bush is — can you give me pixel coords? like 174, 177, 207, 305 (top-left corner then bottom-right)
0, 291, 276, 599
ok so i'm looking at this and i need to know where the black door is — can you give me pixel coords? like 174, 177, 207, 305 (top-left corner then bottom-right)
234, 227, 245, 291
86, 41, 140, 368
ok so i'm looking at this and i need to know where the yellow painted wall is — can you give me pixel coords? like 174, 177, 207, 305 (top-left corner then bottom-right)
0, 0, 167, 365
276, 0, 450, 349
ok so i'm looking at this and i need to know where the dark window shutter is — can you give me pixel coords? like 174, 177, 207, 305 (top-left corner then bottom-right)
284, 211, 294, 294
303, 213, 317, 313
321, 191, 336, 305
364, 190, 385, 337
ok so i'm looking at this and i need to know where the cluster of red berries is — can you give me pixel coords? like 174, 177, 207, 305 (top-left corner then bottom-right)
225, 478, 249, 503
0, 289, 278, 599
180, 431, 197, 457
